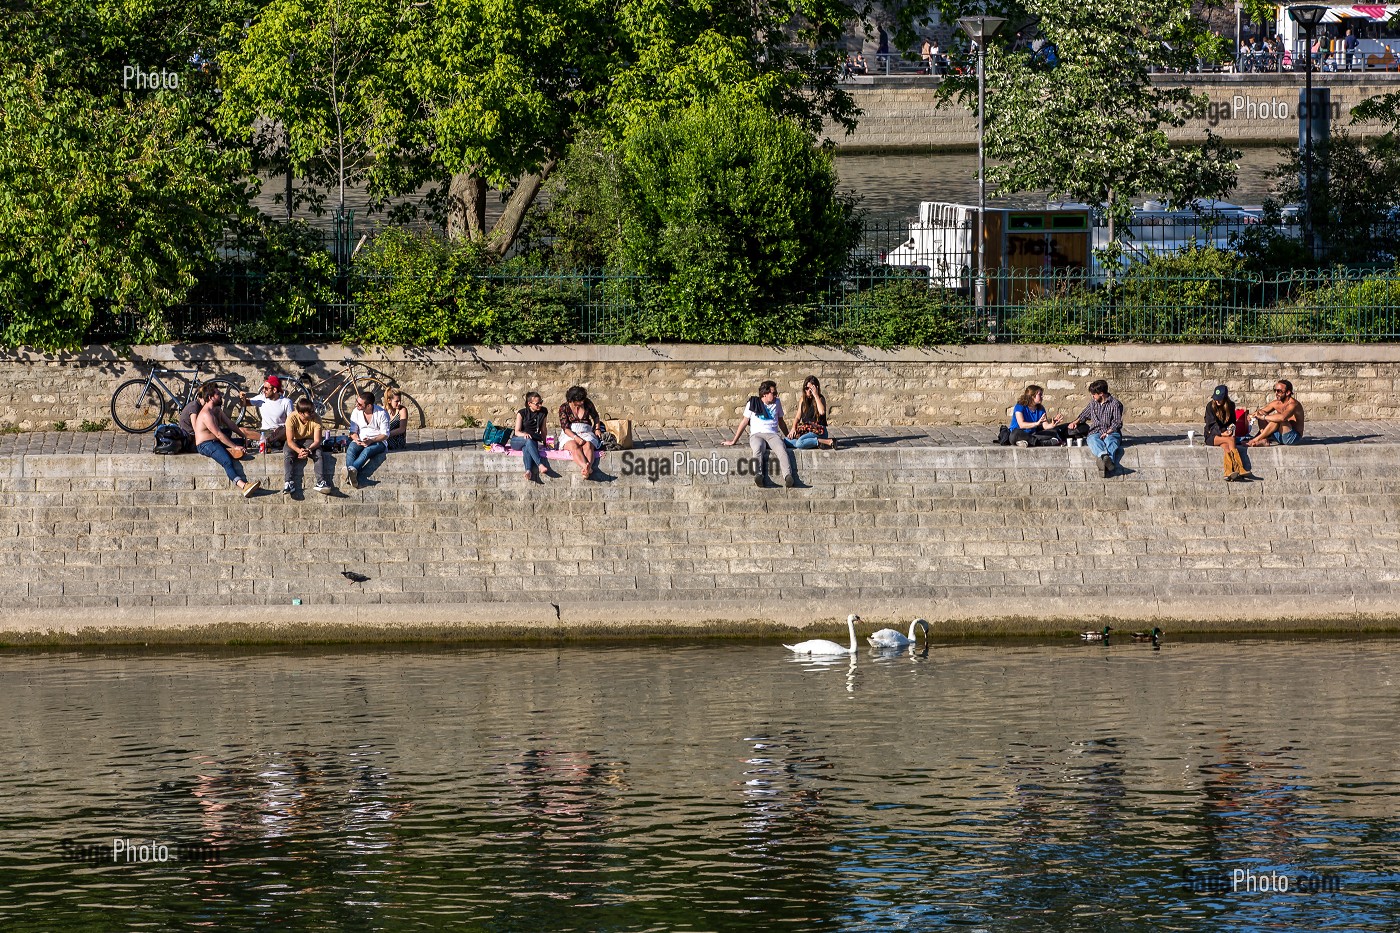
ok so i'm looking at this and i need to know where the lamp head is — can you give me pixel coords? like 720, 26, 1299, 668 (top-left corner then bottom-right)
957, 15, 1007, 42
1287, 4, 1327, 29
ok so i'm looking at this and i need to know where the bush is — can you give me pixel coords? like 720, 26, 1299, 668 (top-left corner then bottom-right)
615, 98, 859, 344
818, 278, 972, 348
1110, 245, 1254, 341
1284, 264, 1400, 341
347, 229, 581, 346
1008, 284, 1104, 344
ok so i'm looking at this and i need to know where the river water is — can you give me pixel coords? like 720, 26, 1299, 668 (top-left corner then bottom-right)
255, 148, 1290, 235
2, 637, 1397, 930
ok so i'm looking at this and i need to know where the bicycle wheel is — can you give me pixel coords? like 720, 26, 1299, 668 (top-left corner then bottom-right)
335, 378, 391, 426
206, 378, 250, 430
110, 379, 168, 433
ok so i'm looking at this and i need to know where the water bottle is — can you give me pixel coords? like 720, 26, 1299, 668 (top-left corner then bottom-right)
259, 431, 267, 453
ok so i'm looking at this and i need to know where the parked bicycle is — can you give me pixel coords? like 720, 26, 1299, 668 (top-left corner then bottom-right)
255, 358, 425, 430
110, 367, 248, 434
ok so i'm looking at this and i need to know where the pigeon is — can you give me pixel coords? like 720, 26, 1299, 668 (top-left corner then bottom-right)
342, 571, 370, 584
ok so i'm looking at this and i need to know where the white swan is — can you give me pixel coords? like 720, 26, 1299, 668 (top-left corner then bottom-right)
867, 617, 930, 648
785, 615, 861, 655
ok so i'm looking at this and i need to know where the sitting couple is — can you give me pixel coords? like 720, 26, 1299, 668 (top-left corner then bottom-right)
511, 386, 605, 482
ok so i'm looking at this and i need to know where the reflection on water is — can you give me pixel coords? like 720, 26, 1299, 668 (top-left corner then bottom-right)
1, 639, 1397, 930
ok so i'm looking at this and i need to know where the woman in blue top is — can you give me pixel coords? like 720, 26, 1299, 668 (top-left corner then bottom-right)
1009, 385, 1064, 447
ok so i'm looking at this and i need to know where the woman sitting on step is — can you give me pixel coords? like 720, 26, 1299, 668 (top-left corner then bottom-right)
1009, 384, 1064, 447
1206, 384, 1249, 482
785, 375, 835, 450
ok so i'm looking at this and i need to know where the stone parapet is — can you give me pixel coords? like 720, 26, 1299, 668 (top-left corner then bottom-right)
4, 343, 1400, 430
2, 442, 1398, 641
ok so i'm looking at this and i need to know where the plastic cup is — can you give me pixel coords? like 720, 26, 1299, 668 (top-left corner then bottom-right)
1187, 430, 1195, 446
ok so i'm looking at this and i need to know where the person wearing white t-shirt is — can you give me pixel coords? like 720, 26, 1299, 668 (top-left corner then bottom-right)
346, 389, 390, 489
238, 375, 294, 448
722, 379, 795, 487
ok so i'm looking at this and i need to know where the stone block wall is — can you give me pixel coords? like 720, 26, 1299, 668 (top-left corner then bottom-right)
3, 344, 1400, 430
830, 75, 1394, 150
2, 442, 1398, 638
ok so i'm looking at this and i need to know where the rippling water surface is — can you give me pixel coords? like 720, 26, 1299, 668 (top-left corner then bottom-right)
1, 638, 1397, 930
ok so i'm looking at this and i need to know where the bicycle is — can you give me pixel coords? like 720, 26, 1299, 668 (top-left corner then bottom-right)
257, 358, 425, 429
110, 367, 249, 434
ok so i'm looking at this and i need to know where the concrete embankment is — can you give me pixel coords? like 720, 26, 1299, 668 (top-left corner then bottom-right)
2, 440, 1398, 644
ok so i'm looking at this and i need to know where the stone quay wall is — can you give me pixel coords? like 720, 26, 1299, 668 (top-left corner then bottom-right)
3, 344, 1400, 431
831, 74, 1396, 150
1, 442, 1398, 641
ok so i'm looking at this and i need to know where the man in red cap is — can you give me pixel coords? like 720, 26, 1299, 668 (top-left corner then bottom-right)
239, 374, 294, 455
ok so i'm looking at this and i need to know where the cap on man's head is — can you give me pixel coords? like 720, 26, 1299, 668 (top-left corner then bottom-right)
265, 375, 282, 388
1212, 384, 1228, 401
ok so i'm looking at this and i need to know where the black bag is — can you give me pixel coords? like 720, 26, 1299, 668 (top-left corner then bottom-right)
995, 425, 1011, 446
599, 430, 621, 451
153, 424, 190, 455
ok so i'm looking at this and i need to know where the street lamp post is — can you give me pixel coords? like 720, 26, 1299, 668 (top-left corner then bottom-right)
1288, 4, 1327, 257
958, 14, 1006, 339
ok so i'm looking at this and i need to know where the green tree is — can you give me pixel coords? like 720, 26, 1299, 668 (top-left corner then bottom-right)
614, 99, 859, 344
0, 1, 253, 350
947, 0, 1238, 259
383, 0, 862, 255
0, 67, 247, 349
217, 0, 402, 214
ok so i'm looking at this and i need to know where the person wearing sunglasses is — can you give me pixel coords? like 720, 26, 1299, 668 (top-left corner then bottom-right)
1248, 380, 1304, 447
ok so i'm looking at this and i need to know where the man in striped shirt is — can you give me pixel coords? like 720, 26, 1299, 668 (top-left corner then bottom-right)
1068, 379, 1125, 477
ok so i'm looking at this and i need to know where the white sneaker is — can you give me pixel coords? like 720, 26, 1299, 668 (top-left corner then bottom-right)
315, 481, 331, 495
283, 481, 295, 495
1014, 439, 1029, 448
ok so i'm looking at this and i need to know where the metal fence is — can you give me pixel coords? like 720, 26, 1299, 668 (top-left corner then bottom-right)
83, 215, 1400, 345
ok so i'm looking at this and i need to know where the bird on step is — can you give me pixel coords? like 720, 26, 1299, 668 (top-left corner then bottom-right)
785, 615, 861, 655
867, 618, 930, 648
1079, 625, 1112, 641
341, 570, 371, 584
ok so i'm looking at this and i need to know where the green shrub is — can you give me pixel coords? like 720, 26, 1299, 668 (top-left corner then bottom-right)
1110, 245, 1253, 341
347, 229, 582, 346
615, 98, 858, 344
1008, 284, 1105, 344
1285, 264, 1400, 341
820, 278, 972, 348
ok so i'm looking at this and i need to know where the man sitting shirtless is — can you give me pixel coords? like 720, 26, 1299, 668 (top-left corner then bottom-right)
1248, 379, 1304, 446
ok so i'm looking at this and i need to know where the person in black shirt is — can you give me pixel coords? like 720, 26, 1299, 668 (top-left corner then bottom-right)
512, 391, 551, 482
1205, 384, 1248, 482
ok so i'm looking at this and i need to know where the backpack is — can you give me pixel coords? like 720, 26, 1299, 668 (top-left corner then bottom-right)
482, 421, 513, 447
995, 425, 1011, 446
153, 424, 190, 455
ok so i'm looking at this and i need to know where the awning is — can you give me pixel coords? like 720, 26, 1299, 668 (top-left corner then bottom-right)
1322, 4, 1400, 21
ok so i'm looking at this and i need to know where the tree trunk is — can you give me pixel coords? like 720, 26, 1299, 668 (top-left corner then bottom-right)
485, 158, 557, 257
445, 173, 487, 242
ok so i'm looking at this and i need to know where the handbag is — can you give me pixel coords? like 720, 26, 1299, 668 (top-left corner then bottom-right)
793, 420, 827, 438
482, 421, 513, 447
603, 418, 634, 450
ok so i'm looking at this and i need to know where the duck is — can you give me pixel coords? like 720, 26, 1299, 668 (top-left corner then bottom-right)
785, 614, 861, 655
1131, 627, 1163, 642
867, 617, 930, 648
1079, 625, 1112, 641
